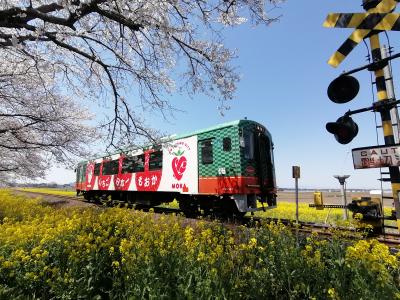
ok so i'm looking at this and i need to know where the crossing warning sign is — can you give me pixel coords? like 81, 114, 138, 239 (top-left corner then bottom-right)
324, 0, 398, 67
352, 144, 400, 169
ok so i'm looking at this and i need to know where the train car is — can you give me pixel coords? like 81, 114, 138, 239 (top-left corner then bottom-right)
76, 119, 277, 217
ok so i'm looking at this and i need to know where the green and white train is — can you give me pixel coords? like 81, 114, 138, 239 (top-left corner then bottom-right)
76, 119, 277, 216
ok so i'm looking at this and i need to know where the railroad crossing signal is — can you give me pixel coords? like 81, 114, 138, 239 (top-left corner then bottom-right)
325, 0, 400, 233
324, 0, 398, 67
326, 116, 359, 145
327, 75, 360, 104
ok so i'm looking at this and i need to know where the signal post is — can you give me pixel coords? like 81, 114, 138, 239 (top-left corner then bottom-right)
324, 0, 400, 231
368, 32, 400, 230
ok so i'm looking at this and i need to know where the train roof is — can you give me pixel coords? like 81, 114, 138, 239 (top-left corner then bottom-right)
174, 119, 272, 140
78, 119, 272, 164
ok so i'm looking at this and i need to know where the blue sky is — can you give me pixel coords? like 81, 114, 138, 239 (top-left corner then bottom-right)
46, 1, 400, 189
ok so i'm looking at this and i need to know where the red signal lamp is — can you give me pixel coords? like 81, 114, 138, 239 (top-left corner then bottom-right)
326, 115, 359, 144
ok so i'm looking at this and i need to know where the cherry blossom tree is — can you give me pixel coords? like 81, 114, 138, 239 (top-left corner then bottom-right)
0, 0, 283, 181
0, 51, 97, 182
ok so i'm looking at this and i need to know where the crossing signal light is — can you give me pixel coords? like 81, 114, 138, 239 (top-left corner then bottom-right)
327, 75, 360, 104
326, 116, 359, 144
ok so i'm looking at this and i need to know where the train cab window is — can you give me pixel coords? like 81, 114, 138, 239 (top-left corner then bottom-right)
149, 151, 163, 171
223, 137, 231, 151
201, 139, 213, 164
76, 166, 81, 183
94, 163, 101, 176
244, 131, 254, 160
102, 159, 119, 175
122, 154, 145, 173
80, 164, 87, 182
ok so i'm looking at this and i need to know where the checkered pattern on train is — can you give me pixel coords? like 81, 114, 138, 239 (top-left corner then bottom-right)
197, 120, 260, 178
197, 123, 241, 177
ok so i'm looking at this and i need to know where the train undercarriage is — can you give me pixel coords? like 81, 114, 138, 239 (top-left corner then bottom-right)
78, 190, 275, 219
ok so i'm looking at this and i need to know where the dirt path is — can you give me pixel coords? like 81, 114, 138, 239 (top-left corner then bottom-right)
12, 190, 95, 209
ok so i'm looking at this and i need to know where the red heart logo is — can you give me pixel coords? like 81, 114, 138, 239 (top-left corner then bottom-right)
172, 156, 187, 181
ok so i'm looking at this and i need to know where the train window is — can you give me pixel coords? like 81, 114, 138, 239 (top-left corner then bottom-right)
80, 164, 87, 182
201, 140, 213, 164
102, 160, 119, 175
122, 154, 145, 173
76, 166, 81, 183
223, 137, 231, 151
149, 151, 163, 171
244, 131, 254, 160
94, 163, 101, 176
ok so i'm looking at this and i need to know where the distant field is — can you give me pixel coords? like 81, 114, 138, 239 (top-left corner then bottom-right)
277, 191, 394, 207
19, 188, 391, 205
20, 187, 75, 197
270, 191, 396, 227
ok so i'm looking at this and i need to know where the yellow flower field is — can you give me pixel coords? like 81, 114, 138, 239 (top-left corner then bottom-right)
19, 188, 395, 227
1, 189, 399, 299
20, 187, 76, 197
256, 201, 393, 225
256, 201, 345, 223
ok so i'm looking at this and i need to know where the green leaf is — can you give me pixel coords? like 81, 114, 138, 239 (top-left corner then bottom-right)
173, 149, 185, 156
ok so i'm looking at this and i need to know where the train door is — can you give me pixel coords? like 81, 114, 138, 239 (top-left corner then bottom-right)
76, 165, 81, 190
76, 163, 87, 190
242, 127, 276, 196
255, 133, 275, 191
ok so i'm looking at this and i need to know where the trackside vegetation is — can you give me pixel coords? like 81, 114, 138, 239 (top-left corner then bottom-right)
0, 190, 399, 299
20, 188, 76, 197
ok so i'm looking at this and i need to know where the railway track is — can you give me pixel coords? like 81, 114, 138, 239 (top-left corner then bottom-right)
244, 216, 400, 247
14, 190, 400, 248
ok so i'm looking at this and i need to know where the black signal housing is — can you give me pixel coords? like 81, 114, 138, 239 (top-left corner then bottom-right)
326, 115, 359, 144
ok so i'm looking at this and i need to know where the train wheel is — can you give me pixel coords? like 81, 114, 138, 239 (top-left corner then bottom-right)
178, 196, 199, 218
83, 193, 91, 202
93, 194, 102, 204
134, 204, 153, 211
214, 199, 246, 220
126, 192, 135, 208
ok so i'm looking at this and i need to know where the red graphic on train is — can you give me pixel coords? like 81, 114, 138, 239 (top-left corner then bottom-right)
135, 151, 162, 191
114, 156, 132, 191
172, 149, 187, 181
98, 175, 111, 190
86, 162, 96, 188
135, 172, 161, 191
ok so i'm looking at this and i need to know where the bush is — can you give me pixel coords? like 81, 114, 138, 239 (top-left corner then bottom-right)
0, 190, 399, 299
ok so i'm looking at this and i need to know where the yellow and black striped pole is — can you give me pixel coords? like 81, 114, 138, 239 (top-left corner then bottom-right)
324, 0, 398, 67
368, 30, 400, 231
